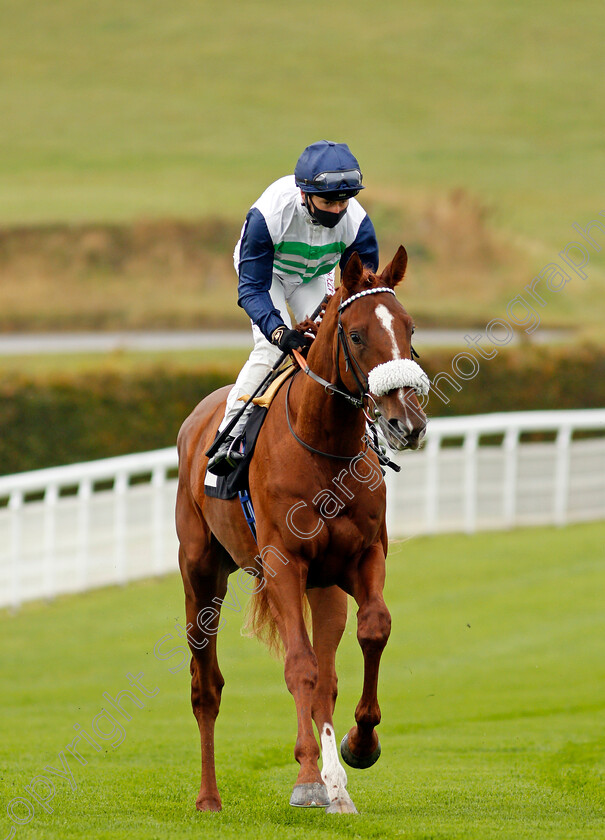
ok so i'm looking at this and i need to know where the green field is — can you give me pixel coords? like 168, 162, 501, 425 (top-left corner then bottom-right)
0, 0, 603, 247
1, 524, 604, 839
0, 346, 250, 378
0, 1, 604, 339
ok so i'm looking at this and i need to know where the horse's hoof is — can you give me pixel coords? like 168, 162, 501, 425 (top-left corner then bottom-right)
340, 732, 381, 769
195, 795, 222, 812
289, 782, 331, 808
325, 797, 359, 814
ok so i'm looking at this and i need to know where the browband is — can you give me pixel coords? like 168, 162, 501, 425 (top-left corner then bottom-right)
338, 287, 395, 313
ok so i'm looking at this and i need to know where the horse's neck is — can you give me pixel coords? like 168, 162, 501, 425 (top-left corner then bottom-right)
290, 314, 366, 455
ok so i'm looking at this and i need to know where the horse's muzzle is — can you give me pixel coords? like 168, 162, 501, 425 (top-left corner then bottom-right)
386, 417, 426, 451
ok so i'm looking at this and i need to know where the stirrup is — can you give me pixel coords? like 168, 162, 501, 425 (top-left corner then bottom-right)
206, 435, 244, 476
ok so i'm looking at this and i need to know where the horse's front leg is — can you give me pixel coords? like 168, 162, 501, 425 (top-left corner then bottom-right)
341, 542, 391, 769
307, 586, 358, 814
263, 550, 331, 808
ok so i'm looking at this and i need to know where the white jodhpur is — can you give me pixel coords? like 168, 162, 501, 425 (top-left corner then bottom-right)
320, 723, 358, 814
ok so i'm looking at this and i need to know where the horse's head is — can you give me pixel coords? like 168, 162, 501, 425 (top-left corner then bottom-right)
337, 246, 428, 451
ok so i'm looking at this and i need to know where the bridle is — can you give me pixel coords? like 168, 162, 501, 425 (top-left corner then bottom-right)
286, 286, 423, 468
338, 287, 396, 411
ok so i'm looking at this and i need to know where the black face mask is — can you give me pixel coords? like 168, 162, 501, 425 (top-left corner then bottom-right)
305, 195, 348, 228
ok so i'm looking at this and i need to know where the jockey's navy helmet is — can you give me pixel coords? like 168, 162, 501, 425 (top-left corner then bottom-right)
294, 140, 364, 200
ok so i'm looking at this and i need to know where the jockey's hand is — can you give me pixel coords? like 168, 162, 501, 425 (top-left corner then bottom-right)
270, 325, 309, 353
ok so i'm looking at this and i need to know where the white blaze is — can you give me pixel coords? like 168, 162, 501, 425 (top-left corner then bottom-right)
373, 303, 429, 410
375, 303, 400, 361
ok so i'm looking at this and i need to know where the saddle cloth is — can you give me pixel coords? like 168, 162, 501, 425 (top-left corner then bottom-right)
204, 363, 296, 500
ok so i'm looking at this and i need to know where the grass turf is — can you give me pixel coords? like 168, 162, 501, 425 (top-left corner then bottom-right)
0, 347, 250, 379
0, 0, 603, 253
1, 2, 604, 340
1, 523, 604, 838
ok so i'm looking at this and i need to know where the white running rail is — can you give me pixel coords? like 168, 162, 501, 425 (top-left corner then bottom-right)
1, 410, 604, 610
385, 409, 605, 537
0, 449, 177, 611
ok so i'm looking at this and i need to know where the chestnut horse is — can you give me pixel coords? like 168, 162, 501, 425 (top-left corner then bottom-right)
176, 246, 428, 814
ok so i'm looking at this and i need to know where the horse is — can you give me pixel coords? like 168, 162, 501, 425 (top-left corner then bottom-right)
176, 245, 428, 814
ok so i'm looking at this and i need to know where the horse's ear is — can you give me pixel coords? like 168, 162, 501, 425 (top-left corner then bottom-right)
340, 251, 366, 294
380, 245, 408, 288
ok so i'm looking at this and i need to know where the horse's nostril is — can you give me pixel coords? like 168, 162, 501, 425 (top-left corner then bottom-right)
388, 419, 412, 444
391, 418, 416, 436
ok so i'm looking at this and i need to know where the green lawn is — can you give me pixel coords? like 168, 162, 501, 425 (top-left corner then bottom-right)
0, 0, 603, 252
0, 1, 604, 338
0, 346, 249, 378
1, 523, 604, 838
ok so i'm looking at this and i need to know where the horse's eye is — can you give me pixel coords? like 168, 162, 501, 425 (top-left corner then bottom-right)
350, 332, 362, 345
411, 326, 415, 335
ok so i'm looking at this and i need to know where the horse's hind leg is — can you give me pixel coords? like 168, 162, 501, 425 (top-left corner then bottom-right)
180, 536, 232, 812
308, 586, 358, 814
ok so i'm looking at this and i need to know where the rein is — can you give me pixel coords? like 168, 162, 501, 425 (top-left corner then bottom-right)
291, 287, 399, 410
284, 374, 399, 471
285, 286, 415, 469
284, 375, 367, 460
291, 348, 363, 408
293, 285, 423, 411
336, 287, 396, 405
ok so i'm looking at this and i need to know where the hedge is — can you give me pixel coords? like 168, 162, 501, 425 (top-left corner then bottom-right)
1, 345, 603, 475
0, 369, 228, 476
418, 343, 605, 418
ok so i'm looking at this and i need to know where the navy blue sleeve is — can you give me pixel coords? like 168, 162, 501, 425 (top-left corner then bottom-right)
340, 214, 379, 273
236, 208, 284, 341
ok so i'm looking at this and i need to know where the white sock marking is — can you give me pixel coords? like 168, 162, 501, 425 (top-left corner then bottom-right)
320, 723, 354, 806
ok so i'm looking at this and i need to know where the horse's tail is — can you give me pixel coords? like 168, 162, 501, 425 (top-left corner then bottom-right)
244, 582, 311, 659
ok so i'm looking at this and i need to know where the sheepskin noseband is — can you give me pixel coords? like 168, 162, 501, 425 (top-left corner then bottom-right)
368, 359, 430, 397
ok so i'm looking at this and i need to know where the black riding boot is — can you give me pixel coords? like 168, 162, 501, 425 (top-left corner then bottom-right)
206, 435, 244, 476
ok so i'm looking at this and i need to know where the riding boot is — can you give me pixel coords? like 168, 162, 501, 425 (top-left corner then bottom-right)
206, 435, 245, 476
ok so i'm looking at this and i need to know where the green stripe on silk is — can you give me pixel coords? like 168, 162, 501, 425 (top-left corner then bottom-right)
274, 240, 346, 260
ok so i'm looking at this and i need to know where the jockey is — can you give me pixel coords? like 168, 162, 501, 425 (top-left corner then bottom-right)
207, 140, 379, 475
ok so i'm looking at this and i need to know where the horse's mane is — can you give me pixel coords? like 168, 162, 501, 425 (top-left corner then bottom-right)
292, 265, 382, 343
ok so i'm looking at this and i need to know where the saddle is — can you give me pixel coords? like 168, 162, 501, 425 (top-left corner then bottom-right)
204, 363, 296, 502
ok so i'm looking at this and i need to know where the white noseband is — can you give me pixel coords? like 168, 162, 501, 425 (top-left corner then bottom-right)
368, 359, 430, 397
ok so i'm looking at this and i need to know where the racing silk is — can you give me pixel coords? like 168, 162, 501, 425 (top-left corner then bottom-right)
234, 175, 379, 341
